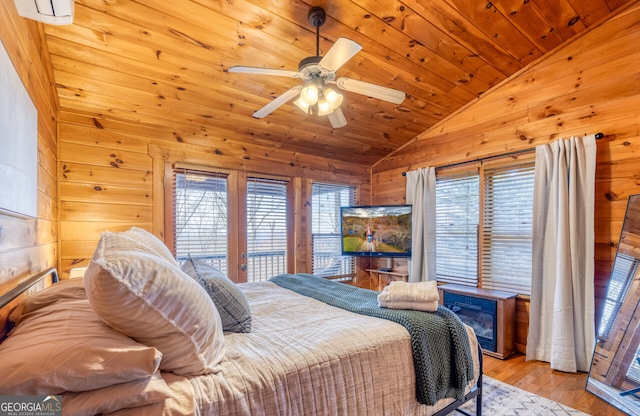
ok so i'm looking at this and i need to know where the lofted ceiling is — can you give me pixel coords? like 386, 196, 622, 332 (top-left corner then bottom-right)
42, 0, 633, 167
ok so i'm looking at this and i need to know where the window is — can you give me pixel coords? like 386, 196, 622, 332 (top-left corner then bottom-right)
435, 169, 479, 286
598, 253, 638, 340
174, 169, 228, 273
311, 182, 356, 278
481, 162, 535, 293
246, 177, 289, 282
435, 156, 535, 294
626, 348, 640, 385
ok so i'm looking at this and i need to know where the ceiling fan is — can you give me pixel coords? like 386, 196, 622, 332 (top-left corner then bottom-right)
227, 6, 406, 128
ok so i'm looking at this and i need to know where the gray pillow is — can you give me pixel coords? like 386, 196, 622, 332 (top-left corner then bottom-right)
181, 256, 252, 333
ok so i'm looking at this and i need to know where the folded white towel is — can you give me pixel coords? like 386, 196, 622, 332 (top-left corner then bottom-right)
378, 299, 439, 312
377, 280, 439, 304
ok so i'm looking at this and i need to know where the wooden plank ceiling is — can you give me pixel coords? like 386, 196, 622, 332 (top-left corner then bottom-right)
43, 0, 632, 166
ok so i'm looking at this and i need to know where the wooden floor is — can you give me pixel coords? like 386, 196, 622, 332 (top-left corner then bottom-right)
483, 353, 627, 416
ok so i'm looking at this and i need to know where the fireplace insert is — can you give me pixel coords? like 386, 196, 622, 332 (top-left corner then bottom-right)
443, 291, 498, 353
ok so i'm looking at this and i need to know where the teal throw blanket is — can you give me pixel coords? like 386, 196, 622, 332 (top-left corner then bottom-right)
269, 273, 474, 406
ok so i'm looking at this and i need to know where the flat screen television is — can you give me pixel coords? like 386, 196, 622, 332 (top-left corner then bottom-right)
340, 204, 412, 258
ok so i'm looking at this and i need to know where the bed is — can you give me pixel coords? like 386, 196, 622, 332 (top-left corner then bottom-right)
0, 228, 482, 416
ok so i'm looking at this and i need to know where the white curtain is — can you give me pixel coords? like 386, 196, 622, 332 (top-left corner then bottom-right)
405, 167, 436, 282
526, 134, 597, 372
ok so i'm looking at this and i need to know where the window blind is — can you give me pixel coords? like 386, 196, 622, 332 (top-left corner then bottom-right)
311, 182, 356, 278
174, 169, 229, 273
435, 156, 534, 295
246, 177, 288, 282
598, 253, 638, 340
626, 345, 640, 384
481, 162, 535, 294
435, 169, 480, 286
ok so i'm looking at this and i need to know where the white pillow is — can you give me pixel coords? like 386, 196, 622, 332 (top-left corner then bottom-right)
84, 231, 225, 376
123, 226, 178, 266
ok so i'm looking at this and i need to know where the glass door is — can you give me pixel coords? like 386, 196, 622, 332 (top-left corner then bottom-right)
174, 169, 229, 273
245, 177, 289, 282
172, 168, 291, 283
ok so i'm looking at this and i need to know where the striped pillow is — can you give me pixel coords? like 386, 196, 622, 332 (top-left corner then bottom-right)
84, 231, 225, 376
122, 226, 178, 267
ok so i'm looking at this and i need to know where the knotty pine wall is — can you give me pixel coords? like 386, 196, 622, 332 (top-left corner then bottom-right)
0, 2, 58, 291
3, 0, 637, 354
371, 3, 640, 353
57, 112, 370, 278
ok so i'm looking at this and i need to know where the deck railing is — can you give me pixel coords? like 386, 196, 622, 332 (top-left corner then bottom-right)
180, 251, 353, 281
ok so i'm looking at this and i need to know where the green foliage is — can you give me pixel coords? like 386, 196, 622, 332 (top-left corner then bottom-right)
342, 236, 364, 251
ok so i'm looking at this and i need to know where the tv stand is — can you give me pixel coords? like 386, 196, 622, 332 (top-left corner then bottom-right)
366, 269, 408, 291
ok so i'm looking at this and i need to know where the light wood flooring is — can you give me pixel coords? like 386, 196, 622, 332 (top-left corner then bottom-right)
482, 353, 627, 415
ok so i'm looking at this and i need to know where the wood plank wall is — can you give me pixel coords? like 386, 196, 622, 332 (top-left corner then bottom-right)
371, 3, 640, 352
0, 2, 58, 290
4, 0, 637, 354
57, 112, 371, 278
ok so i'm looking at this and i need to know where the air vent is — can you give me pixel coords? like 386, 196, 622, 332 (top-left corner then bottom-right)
13, 0, 74, 25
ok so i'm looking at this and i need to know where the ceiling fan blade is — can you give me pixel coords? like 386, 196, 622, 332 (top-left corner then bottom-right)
318, 38, 362, 72
328, 107, 347, 128
253, 86, 302, 118
228, 66, 300, 78
335, 77, 406, 104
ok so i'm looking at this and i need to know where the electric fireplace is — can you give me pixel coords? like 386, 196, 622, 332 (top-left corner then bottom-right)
439, 284, 517, 359
443, 291, 498, 352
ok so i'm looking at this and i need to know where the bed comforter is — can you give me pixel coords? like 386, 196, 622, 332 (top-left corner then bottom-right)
269, 273, 474, 406
110, 281, 480, 416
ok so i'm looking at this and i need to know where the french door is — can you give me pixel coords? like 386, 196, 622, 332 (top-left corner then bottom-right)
171, 167, 292, 283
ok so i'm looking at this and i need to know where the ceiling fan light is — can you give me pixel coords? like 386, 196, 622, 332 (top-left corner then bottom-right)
324, 87, 343, 110
328, 106, 347, 128
317, 99, 333, 116
293, 97, 310, 114
300, 84, 319, 105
